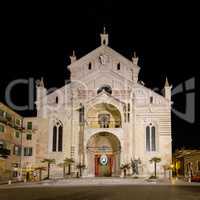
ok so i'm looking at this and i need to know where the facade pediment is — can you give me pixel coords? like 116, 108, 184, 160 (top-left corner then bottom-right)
25, 30, 172, 179
68, 45, 140, 83
86, 90, 124, 111
76, 70, 133, 91
68, 45, 134, 69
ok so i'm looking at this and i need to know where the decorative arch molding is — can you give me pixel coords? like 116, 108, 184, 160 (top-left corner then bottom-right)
85, 131, 122, 177
85, 93, 124, 115
85, 129, 123, 147
49, 118, 63, 152
144, 120, 159, 152
86, 132, 121, 152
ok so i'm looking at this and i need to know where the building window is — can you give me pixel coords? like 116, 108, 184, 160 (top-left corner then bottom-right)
0, 109, 4, 117
12, 163, 20, 168
146, 125, 156, 152
197, 160, 200, 171
56, 96, 58, 104
0, 141, 3, 149
146, 126, 150, 151
24, 147, 33, 156
79, 104, 84, 123
128, 103, 130, 112
12, 171, 18, 178
58, 126, 63, 152
52, 120, 63, 152
151, 126, 156, 151
0, 124, 5, 132
88, 62, 92, 70
13, 145, 21, 156
117, 63, 120, 70
6, 112, 12, 122
26, 134, 32, 140
150, 96, 153, 104
124, 113, 126, 123
15, 131, 20, 138
97, 85, 112, 94
52, 126, 57, 152
98, 114, 110, 128
15, 118, 21, 126
27, 122, 32, 130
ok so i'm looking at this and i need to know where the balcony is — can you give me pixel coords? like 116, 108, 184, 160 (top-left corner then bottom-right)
0, 116, 22, 131
0, 148, 11, 158
86, 120, 121, 129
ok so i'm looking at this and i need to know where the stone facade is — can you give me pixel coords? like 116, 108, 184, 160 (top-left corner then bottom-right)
30, 30, 172, 178
0, 30, 172, 180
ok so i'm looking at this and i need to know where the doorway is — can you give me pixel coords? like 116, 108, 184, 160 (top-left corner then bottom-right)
95, 154, 113, 177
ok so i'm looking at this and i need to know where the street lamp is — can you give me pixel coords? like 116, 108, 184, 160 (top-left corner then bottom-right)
169, 164, 174, 179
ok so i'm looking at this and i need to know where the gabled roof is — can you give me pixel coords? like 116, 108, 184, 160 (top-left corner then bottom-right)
68, 45, 139, 70
79, 68, 134, 85
86, 90, 125, 107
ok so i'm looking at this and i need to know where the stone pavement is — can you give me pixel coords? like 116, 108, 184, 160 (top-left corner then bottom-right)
0, 177, 200, 188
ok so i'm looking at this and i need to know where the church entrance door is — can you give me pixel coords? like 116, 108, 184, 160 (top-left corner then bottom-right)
95, 154, 113, 177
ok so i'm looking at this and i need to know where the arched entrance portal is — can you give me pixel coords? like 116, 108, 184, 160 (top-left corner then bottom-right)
86, 132, 121, 177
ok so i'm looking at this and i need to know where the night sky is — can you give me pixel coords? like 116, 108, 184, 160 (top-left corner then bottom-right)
0, 1, 199, 150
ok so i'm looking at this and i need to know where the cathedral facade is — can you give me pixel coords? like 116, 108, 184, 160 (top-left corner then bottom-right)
28, 30, 172, 178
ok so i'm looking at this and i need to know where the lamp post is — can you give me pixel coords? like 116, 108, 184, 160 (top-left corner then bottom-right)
169, 164, 174, 180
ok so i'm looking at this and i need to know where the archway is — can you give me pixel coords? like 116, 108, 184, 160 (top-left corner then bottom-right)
86, 103, 122, 128
86, 132, 121, 177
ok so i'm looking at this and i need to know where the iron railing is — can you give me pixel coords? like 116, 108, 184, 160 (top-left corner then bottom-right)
86, 120, 121, 128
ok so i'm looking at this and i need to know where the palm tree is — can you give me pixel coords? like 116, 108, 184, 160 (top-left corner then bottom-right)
64, 158, 74, 175
150, 157, 161, 178
35, 166, 46, 181
57, 163, 66, 178
120, 163, 130, 177
58, 158, 75, 178
41, 159, 55, 179
76, 163, 86, 177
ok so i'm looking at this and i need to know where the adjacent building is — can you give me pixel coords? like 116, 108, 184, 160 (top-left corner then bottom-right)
173, 149, 200, 177
0, 103, 36, 181
0, 102, 23, 180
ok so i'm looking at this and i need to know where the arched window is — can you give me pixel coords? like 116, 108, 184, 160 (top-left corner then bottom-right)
146, 125, 156, 152
150, 96, 153, 104
88, 62, 92, 70
52, 120, 63, 152
56, 96, 58, 104
79, 104, 84, 123
58, 126, 63, 152
117, 63, 120, 70
151, 126, 156, 151
97, 85, 112, 94
146, 126, 150, 151
52, 126, 57, 152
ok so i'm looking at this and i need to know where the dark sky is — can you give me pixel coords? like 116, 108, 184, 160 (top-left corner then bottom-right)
0, 1, 199, 150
